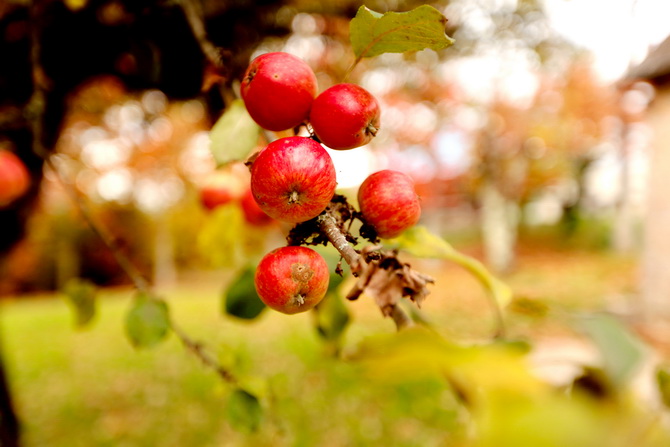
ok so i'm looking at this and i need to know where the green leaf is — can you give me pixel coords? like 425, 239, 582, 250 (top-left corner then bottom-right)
223, 266, 266, 320
209, 99, 261, 166
657, 366, 670, 408
577, 314, 646, 387
352, 327, 545, 397
61, 277, 97, 328
387, 226, 512, 308
350, 5, 455, 60
314, 291, 350, 343
125, 292, 171, 348
226, 388, 263, 433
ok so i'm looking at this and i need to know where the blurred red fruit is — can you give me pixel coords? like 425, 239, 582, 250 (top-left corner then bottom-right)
199, 169, 246, 211
240, 188, 273, 226
0, 150, 30, 207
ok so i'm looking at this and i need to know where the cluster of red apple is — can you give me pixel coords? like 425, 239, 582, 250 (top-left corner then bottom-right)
237, 52, 421, 315
0, 149, 30, 208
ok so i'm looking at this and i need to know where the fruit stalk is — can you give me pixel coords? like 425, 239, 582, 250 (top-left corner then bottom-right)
317, 213, 364, 276
316, 207, 425, 331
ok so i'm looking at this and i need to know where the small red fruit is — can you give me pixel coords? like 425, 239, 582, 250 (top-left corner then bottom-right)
255, 246, 330, 314
358, 170, 421, 239
250, 136, 336, 223
309, 83, 380, 150
240, 188, 273, 226
241, 52, 318, 131
0, 150, 30, 207
199, 169, 246, 211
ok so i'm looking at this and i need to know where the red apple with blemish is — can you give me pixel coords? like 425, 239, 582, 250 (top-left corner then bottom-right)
250, 136, 336, 223
240, 187, 273, 226
241, 52, 317, 131
357, 170, 421, 239
0, 150, 30, 207
309, 83, 380, 150
255, 246, 330, 314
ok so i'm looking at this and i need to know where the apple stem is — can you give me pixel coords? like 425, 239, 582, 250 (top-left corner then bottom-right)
366, 122, 378, 137
317, 210, 419, 331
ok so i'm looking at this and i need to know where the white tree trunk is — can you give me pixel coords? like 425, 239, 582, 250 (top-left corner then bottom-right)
480, 181, 518, 273
153, 213, 177, 291
613, 121, 636, 254
640, 87, 670, 321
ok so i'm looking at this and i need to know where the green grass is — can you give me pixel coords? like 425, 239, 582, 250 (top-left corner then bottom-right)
0, 243, 657, 447
1, 281, 465, 447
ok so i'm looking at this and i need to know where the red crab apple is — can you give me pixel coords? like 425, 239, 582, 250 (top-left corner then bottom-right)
240, 187, 273, 226
309, 83, 380, 150
250, 136, 336, 223
255, 245, 330, 314
199, 168, 246, 211
241, 52, 318, 131
0, 150, 30, 207
358, 170, 421, 239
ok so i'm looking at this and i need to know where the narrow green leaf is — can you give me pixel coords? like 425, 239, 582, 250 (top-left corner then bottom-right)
61, 277, 97, 328
577, 314, 646, 387
223, 266, 266, 320
226, 388, 263, 433
350, 5, 455, 60
387, 226, 513, 307
209, 99, 261, 166
125, 292, 170, 348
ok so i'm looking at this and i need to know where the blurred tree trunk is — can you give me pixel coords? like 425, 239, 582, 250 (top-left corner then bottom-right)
612, 121, 636, 254
152, 213, 177, 291
479, 180, 518, 273
0, 350, 19, 447
640, 86, 670, 321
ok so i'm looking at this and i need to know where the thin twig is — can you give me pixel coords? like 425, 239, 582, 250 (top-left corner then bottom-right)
342, 56, 363, 83
170, 322, 237, 384
177, 0, 224, 70
26, 1, 236, 383
46, 161, 152, 290
389, 304, 415, 330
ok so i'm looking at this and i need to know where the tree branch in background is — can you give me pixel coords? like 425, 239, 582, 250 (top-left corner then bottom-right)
177, 0, 228, 73
24, 0, 237, 383
45, 158, 239, 383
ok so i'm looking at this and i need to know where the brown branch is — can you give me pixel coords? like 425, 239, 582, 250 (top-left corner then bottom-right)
170, 322, 237, 384
316, 207, 435, 331
44, 160, 239, 383
389, 304, 415, 330
317, 213, 363, 275
0, 106, 28, 132
177, 0, 225, 70
25, 2, 236, 382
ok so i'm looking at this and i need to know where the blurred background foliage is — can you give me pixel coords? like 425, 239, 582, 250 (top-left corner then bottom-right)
1, 0, 669, 446
0, 0, 647, 290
